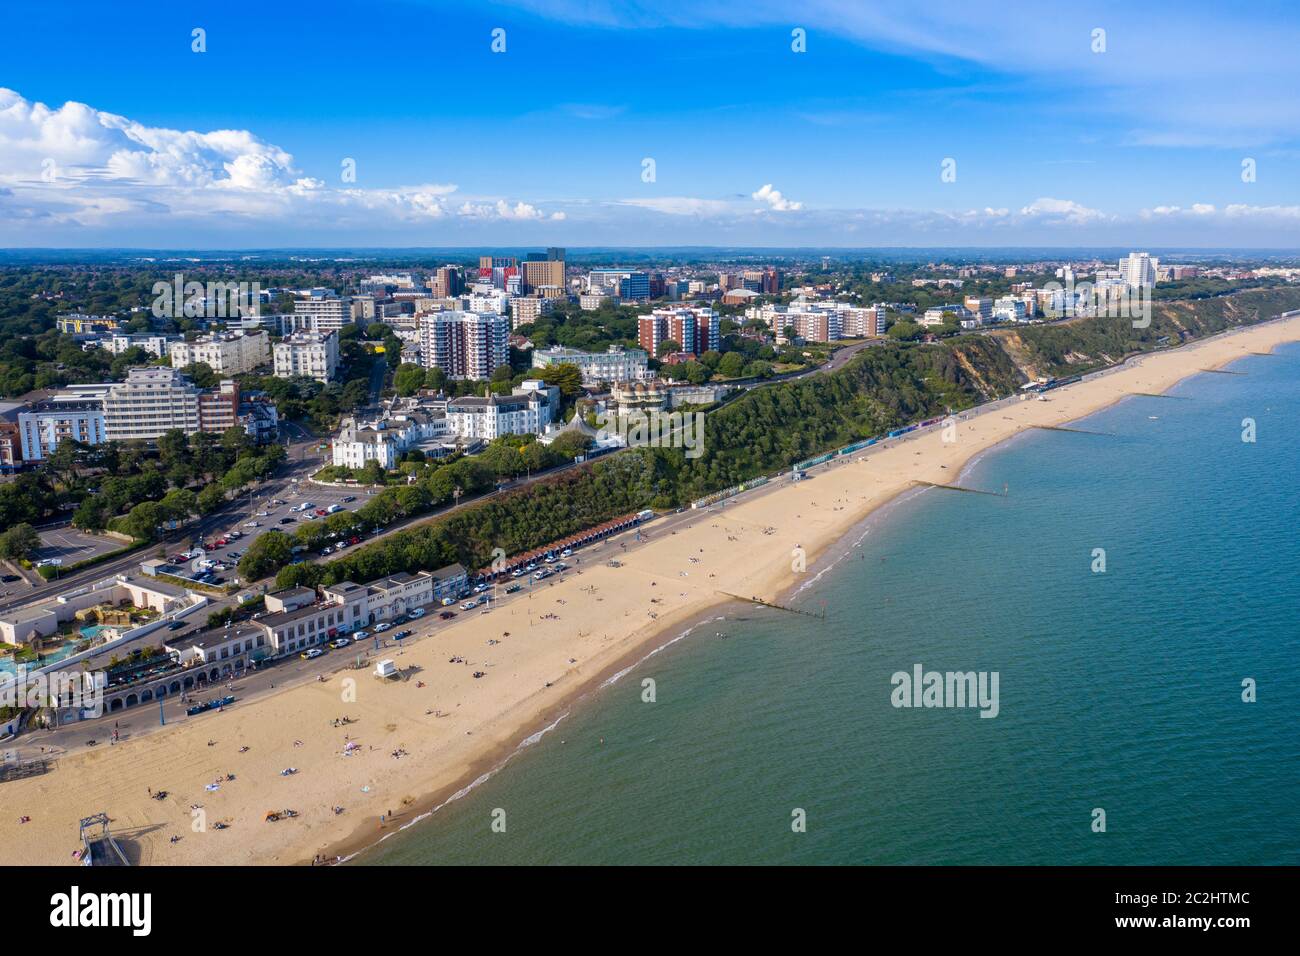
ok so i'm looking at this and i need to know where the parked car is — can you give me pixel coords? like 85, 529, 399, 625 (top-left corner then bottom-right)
328, 637, 352, 649
374, 622, 391, 632
560, 548, 572, 558
353, 631, 369, 640
511, 569, 525, 578
473, 583, 489, 594
327, 504, 343, 514
460, 600, 478, 611
505, 584, 522, 594
244, 521, 259, 528
393, 630, 412, 640
409, 607, 426, 618
439, 611, 456, 620
301, 648, 325, 660
167, 621, 187, 630
279, 517, 295, 524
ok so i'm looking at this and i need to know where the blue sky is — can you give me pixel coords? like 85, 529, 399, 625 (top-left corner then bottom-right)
2, 0, 1300, 247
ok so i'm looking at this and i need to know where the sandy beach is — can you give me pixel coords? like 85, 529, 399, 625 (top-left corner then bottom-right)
2, 315, 1297, 867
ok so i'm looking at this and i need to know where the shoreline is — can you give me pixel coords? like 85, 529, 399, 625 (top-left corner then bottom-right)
1, 315, 1297, 867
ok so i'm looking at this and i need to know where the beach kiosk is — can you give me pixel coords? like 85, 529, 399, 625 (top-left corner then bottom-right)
374, 659, 397, 680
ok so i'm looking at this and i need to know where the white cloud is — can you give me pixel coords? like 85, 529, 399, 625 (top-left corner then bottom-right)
1018, 197, 1110, 225
0, 88, 561, 235
616, 196, 736, 217
752, 183, 803, 212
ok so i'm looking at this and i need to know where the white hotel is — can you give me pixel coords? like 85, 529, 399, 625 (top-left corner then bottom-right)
445, 381, 558, 441
531, 345, 650, 386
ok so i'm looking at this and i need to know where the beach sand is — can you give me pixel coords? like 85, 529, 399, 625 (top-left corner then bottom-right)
2, 316, 1296, 866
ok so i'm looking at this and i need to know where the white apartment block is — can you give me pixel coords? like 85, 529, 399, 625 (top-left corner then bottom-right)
274, 331, 339, 382
86, 333, 182, 358
531, 345, 650, 386
993, 296, 1028, 323
418, 312, 510, 380
1120, 252, 1159, 288
920, 305, 973, 326
169, 330, 271, 376
445, 381, 558, 441
103, 367, 202, 441
293, 295, 354, 332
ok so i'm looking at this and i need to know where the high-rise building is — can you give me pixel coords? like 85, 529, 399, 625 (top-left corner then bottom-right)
1120, 252, 1159, 288
103, 367, 203, 441
433, 266, 466, 298
521, 255, 565, 293
293, 295, 354, 332
418, 312, 511, 380
637, 307, 719, 357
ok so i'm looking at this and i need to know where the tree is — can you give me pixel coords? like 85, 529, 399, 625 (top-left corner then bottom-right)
657, 339, 681, 358
394, 363, 426, 397
238, 530, 294, 581
717, 352, 746, 377
536, 363, 583, 398
0, 523, 40, 560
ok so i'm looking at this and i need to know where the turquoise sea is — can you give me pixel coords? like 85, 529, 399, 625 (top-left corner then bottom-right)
363, 344, 1300, 865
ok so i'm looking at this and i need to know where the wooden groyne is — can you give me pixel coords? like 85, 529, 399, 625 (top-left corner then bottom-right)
1129, 391, 1191, 399
1198, 368, 1246, 375
716, 592, 825, 619
911, 480, 1005, 497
